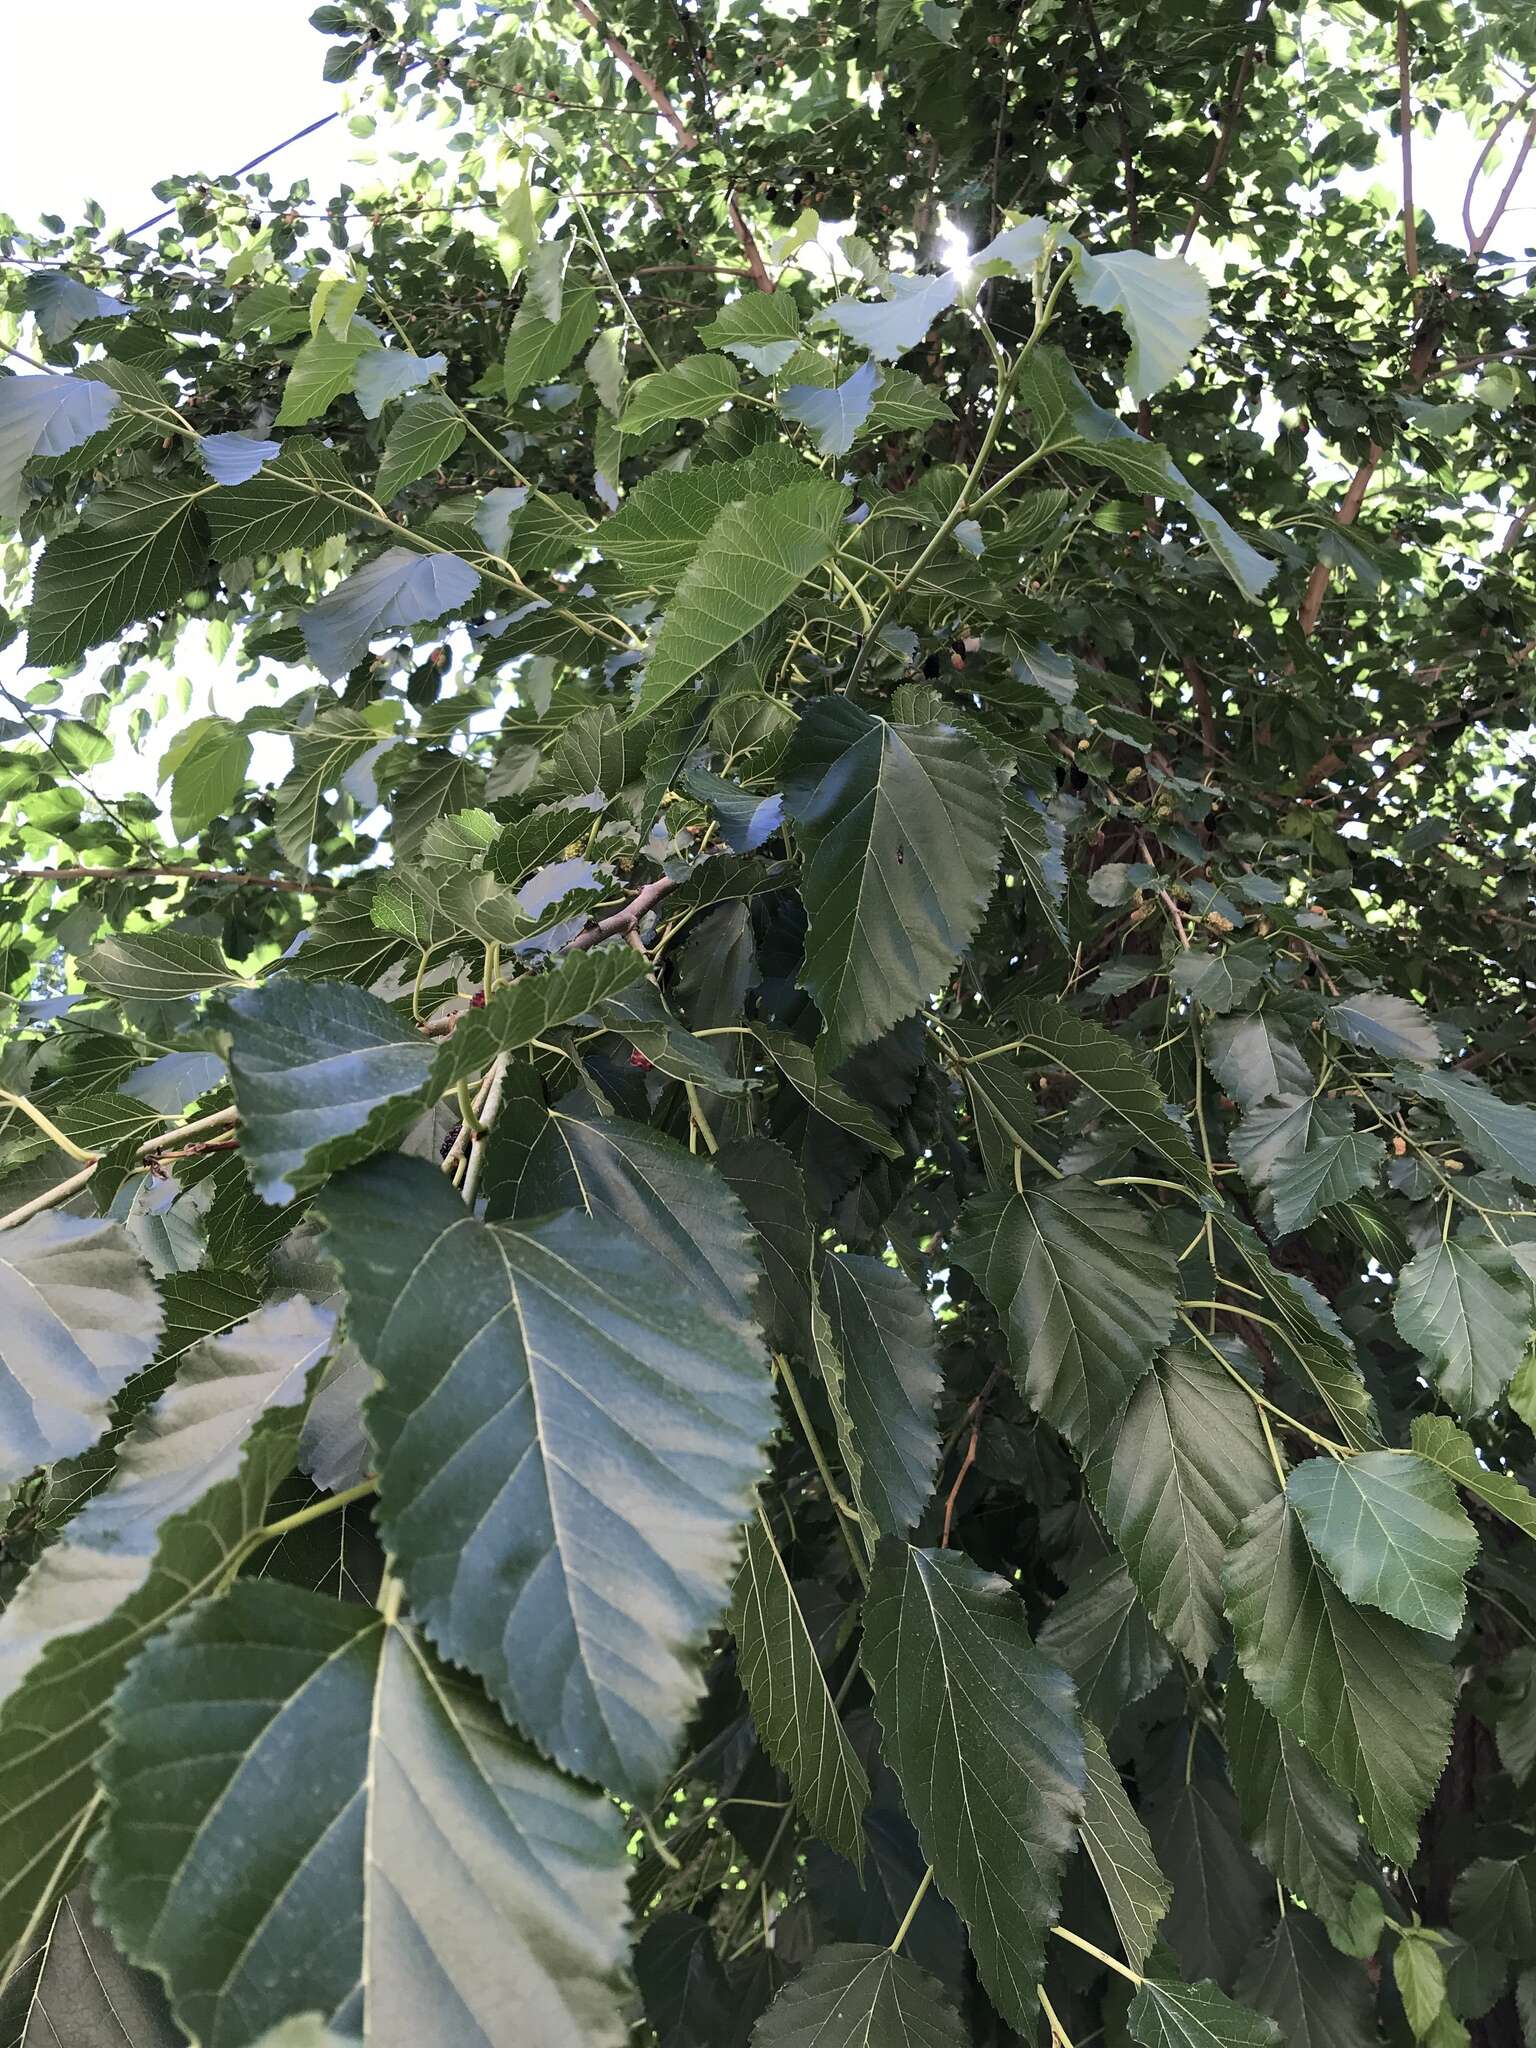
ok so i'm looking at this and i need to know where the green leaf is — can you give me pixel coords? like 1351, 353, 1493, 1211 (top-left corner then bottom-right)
0, 1303, 321, 1982
1088, 1346, 1279, 1667
1409, 1414, 1536, 1541
428, 947, 649, 1089
750, 1944, 965, 2047
1204, 1013, 1311, 1108
504, 285, 599, 401
1286, 1451, 1478, 1639
716, 1137, 816, 1358
0, 1890, 180, 2048
1073, 250, 1210, 401
300, 546, 480, 680
1017, 348, 1274, 598
595, 446, 806, 587
160, 714, 252, 840
1325, 993, 1439, 1064
1127, 1976, 1283, 2048
275, 328, 367, 423
310, 275, 365, 341
1225, 1664, 1365, 1927
817, 272, 960, 361
1396, 1933, 1453, 2042
597, 982, 753, 1095
79, 929, 249, 1000
621, 354, 742, 433
1222, 1493, 1456, 1865
1171, 946, 1267, 1017
993, 996, 1209, 1184
1235, 1912, 1376, 2048
94, 1581, 632, 2047
375, 389, 467, 501
204, 435, 357, 557
1146, 1759, 1274, 1992
0, 374, 119, 525
1394, 1239, 1533, 1418
1407, 1066, 1536, 1188
780, 361, 881, 457
730, 1513, 870, 1866
274, 706, 395, 866
814, 1251, 940, 1542
1452, 1858, 1536, 1959
353, 344, 446, 419
784, 698, 1006, 1066
1079, 1715, 1172, 1968
1230, 1095, 1383, 1235
26, 481, 209, 667
753, 1027, 903, 1158
635, 477, 851, 721
317, 1153, 773, 1798
1039, 1551, 1172, 1726
863, 1543, 1085, 2030
0, 1212, 161, 1487
952, 1181, 1179, 1450
699, 293, 804, 376
212, 978, 434, 1203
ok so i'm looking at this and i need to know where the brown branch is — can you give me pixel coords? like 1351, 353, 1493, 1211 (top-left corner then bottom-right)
568, 1, 699, 152
727, 190, 775, 292
1184, 657, 1218, 766
567, 875, 677, 951
0, 864, 336, 895
1397, 6, 1420, 291
1179, 0, 1273, 255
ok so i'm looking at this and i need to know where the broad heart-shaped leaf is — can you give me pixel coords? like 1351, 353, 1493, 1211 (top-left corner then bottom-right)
594, 444, 806, 587
204, 435, 358, 557
862, 1543, 1086, 2030
1073, 249, 1210, 400
1410, 1414, 1536, 1541
1127, 1975, 1283, 2048
814, 1251, 940, 1542
994, 997, 1209, 1185
0, 1889, 180, 2048
196, 430, 280, 485
1238, 1914, 1377, 2048
620, 354, 742, 433
317, 1153, 773, 1800
1145, 1758, 1272, 1992
1286, 1450, 1478, 1639
952, 1181, 1179, 1451
79, 930, 248, 1001
1079, 1715, 1172, 1968
503, 284, 599, 401
353, 344, 447, 419
1229, 1095, 1383, 1235
753, 1028, 904, 1159
1038, 1552, 1172, 1728
784, 699, 1007, 1067
0, 374, 118, 524
1224, 1664, 1365, 1927
730, 1513, 870, 1867
211, 978, 434, 1204
0, 1213, 162, 1487
1222, 1493, 1456, 1866
1394, 1239, 1533, 1419
1452, 1856, 1536, 1958
1017, 347, 1274, 597
817, 271, 961, 360
1204, 1012, 1311, 1108
274, 706, 398, 867
300, 546, 480, 679
1325, 992, 1440, 1063
698, 292, 804, 376
1407, 1066, 1536, 1187
780, 360, 881, 456
160, 713, 252, 839
751, 1944, 964, 2047
26, 481, 210, 667
24, 269, 128, 342
1087, 1346, 1278, 1667
634, 477, 851, 721
375, 388, 467, 501
275, 329, 369, 423
94, 1581, 632, 2048
0, 1307, 317, 1984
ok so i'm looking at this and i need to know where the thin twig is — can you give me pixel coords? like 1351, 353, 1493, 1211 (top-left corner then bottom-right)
568, 1, 699, 151
0, 863, 336, 895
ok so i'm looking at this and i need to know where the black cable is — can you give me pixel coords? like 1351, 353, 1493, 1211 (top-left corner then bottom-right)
123, 112, 341, 239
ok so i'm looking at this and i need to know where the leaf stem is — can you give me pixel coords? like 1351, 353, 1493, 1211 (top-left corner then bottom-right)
684, 1079, 720, 1154
888, 1867, 935, 1954
1177, 1312, 1352, 1457
1039, 1983, 1076, 2048
1052, 1923, 1144, 1986
0, 1091, 100, 1164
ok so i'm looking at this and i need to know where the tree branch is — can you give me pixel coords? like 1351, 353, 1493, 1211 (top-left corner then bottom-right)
568, 1, 699, 152
726, 190, 775, 292
1179, 1, 1273, 255
0, 863, 336, 895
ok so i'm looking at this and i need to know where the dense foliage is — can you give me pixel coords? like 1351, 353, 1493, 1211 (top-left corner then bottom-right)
3, 0, 1536, 2042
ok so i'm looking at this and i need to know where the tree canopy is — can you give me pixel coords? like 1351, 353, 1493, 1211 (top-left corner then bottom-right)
2, 0, 1536, 2043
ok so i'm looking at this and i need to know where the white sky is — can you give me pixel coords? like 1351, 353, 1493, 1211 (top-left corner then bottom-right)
0, 4, 1531, 812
